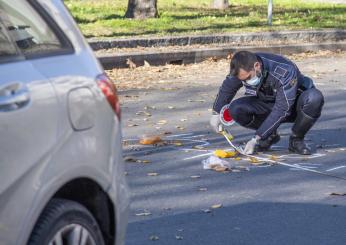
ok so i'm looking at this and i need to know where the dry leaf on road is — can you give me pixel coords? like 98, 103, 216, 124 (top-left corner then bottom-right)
139, 136, 162, 145
147, 172, 159, 176
157, 120, 167, 125
211, 204, 222, 209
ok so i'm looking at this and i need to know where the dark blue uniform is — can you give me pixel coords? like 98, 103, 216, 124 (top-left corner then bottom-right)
213, 52, 324, 140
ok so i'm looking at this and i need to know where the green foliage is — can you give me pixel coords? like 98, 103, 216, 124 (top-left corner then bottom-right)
64, 0, 346, 38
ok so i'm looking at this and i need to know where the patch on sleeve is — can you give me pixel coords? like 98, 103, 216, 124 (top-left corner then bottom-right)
274, 66, 288, 77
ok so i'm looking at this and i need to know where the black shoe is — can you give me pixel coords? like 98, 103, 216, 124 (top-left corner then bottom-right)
256, 132, 281, 152
288, 136, 312, 155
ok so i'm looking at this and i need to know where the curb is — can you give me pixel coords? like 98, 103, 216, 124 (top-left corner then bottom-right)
89, 29, 346, 50
97, 42, 346, 69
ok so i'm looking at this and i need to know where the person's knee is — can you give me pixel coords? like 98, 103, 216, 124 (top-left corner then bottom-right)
229, 100, 247, 121
302, 89, 324, 117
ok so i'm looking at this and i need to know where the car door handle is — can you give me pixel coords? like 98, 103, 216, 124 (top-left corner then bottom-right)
0, 82, 30, 110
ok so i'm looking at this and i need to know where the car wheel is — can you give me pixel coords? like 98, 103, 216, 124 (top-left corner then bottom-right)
28, 198, 105, 245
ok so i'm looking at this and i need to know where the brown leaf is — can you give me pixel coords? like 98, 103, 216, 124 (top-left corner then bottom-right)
139, 136, 162, 145
269, 155, 278, 161
213, 166, 229, 172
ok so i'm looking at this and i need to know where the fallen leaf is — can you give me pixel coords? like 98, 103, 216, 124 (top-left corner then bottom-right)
269, 155, 278, 161
126, 58, 137, 69
136, 111, 152, 116
330, 192, 346, 196
139, 160, 151, 164
144, 106, 156, 110
234, 157, 242, 161
214, 166, 230, 172
175, 126, 185, 130
249, 157, 261, 165
147, 172, 159, 176
128, 124, 139, 127
211, 204, 222, 209
139, 136, 162, 145
157, 120, 167, 125
124, 156, 137, 162
163, 131, 172, 135
188, 99, 206, 103
214, 149, 237, 158
149, 235, 159, 241
173, 142, 183, 146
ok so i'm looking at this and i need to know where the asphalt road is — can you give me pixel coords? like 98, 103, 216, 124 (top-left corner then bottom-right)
120, 53, 346, 245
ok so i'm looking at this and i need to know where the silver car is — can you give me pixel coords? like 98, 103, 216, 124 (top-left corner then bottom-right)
0, 0, 129, 244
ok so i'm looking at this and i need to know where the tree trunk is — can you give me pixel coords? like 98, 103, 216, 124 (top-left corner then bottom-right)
211, 0, 229, 9
125, 0, 158, 19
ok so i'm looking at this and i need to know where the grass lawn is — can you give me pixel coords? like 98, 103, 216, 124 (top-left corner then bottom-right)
65, 0, 346, 38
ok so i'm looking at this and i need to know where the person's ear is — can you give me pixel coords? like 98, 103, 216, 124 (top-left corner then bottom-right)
254, 61, 260, 69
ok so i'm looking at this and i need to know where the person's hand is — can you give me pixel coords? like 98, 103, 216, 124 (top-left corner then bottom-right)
243, 137, 259, 155
210, 114, 223, 133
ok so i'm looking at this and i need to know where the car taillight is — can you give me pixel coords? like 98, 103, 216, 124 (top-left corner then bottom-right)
96, 73, 121, 120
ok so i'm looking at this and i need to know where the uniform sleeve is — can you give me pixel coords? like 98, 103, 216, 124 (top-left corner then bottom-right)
212, 75, 243, 113
256, 74, 298, 139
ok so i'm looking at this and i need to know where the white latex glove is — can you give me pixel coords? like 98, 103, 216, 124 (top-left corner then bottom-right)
243, 137, 259, 155
210, 114, 223, 133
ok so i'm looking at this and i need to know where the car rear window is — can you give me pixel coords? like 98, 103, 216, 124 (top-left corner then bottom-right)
0, 0, 72, 59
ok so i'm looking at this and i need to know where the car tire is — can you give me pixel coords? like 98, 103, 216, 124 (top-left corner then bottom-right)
28, 198, 105, 245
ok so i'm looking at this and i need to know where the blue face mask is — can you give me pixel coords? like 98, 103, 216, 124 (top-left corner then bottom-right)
245, 69, 262, 87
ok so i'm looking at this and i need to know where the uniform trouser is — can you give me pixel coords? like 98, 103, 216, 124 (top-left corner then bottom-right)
228, 88, 324, 135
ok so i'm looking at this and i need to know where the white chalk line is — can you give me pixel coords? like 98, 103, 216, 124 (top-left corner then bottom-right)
326, 165, 346, 172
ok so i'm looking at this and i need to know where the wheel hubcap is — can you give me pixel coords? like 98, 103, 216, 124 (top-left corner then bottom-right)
49, 224, 96, 245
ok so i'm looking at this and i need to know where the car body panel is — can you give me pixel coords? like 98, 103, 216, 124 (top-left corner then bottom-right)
0, 0, 129, 244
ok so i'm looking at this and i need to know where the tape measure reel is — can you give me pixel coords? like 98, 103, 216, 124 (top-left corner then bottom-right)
220, 105, 235, 126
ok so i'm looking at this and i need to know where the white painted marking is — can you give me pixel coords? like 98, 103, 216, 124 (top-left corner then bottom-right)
166, 133, 194, 138
326, 166, 346, 172
183, 152, 213, 160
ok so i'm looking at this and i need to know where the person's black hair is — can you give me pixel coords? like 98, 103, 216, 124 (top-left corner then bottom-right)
230, 51, 258, 76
